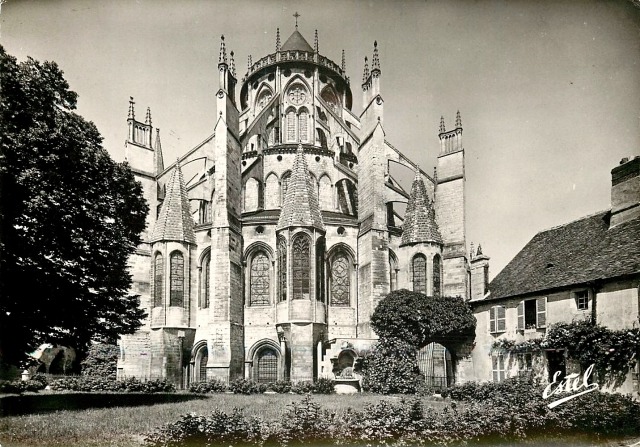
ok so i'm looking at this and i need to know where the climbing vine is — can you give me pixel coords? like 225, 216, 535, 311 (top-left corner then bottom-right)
491, 319, 640, 388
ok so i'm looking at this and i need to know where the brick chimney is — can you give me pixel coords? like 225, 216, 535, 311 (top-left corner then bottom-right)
610, 156, 640, 227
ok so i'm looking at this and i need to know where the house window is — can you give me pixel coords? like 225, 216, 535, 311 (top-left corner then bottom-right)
575, 290, 589, 311
255, 348, 278, 383
489, 305, 506, 333
169, 251, 184, 307
250, 252, 270, 306
412, 254, 427, 294
330, 252, 350, 306
518, 352, 533, 378
277, 237, 287, 302
518, 297, 547, 330
153, 253, 163, 308
292, 235, 311, 300
201, 254, 210, 308
492, 354, 506, 382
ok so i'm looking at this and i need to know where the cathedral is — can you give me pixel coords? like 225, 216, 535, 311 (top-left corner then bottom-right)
117, 24, 471, 388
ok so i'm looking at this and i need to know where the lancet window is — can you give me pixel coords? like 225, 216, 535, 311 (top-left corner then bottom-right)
330, 251, 351, 306
153, 253, 163, 307
412, 254, 427, 294
250, 251, 270, 306
292, 234, 311, 300
277, 237, 287, 302
170, 251, 184, 307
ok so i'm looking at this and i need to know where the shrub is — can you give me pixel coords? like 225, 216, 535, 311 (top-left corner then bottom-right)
144, 408, 263, 447
267, 395, 335, 445
290, 381, 314, 394
266, 380, 291, 394
361, 338, 422, 394
228, 378, 265, 395
311, 377, 335, 394
188, 379, 228, 394
80, 343, 119, 380
48, 376, 175, 393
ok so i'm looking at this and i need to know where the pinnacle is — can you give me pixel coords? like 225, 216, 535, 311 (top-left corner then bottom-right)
372, 41, 380, 73
276, 28, 281, 52
362, 57, 370, 85
145, 107, 152, 126
128, 97, 135, 120
456, 110, 462, 128
439, 116, 446, 133
219, 35, 228, 65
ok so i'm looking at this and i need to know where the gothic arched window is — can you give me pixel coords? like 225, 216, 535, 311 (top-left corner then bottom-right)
170, 251, 184, 307
201, 254, 210, 308
255, 348, 278, 383
321, 86, 339, 111
292, 234, 311, 300
389, 251, 398, 292
250, 252, 270, 306
433, 254, 442, 298
281, 171, 291, 205
153, 253, 163, 308
286, 109, 296, 142
199, 346, 208, 382
413, 254, 427, 294
298, 108, 308, 143
330, 251, 350, 306
278, 237, 287, 302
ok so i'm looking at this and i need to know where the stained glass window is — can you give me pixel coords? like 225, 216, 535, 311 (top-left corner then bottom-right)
298, 109, 308, 142
250, 252, 270, 306
287, 109, 296, 142
292, 235, 311, 300
153, 253, 163, 308
256, 348, 278, 383
278, 237, 287, 302
330, 252, 350, 306
170, 251, 184, 307
413, 254, 427, 294
433, 254, 442, 298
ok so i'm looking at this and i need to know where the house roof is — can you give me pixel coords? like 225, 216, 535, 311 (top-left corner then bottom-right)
150, 162, 196, 244
400, 173, 442, 246
277, 144, 325, 231
281, 29, 314, 53
486, 211, 640, 301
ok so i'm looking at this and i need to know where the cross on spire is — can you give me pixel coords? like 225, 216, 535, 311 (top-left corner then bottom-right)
293, 11, 300, 28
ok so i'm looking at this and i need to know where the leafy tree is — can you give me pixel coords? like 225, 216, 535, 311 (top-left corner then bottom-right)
80, 343, 119, 380
0, 45, 148, 371
371, 289, 476, 348
361, 338, 423, 394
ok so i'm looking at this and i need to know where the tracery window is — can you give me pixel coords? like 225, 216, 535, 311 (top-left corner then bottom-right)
153, 253, 163, 307
292, 235, 311, 300
255, 348, 278, 383
298, 109, 308, 142
278, 237, 287, 302
433, 254, 442, 298
288, 85, 307, 105
201, 254, 210, 308
321, 86, 339, 111
256, 89, 273, 112
412, 254, 427, 294
286, 109, 296, 142
170, 251, 184, 307
250, 252, 270, 306
330, 252, 350, 306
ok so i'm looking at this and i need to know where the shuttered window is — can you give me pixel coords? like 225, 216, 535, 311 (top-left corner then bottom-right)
492, 354, 506, 382
489, 305, 506, 333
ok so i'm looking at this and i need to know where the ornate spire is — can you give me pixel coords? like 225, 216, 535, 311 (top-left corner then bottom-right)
314, 29, 318, 53
455, 110, 462, 128
439, 116, 446, 133
341, 49, 346, 72
247, 54, 252, 70
230, 50, 236, 78
151, 160, 195, 244
218, 35, 227, 65
470, 242, 475, 260
145, 107, 152, 126
400, 171, 443, 246
154, 128, 164, 175
128, 97, 135, 120
476, 244, 483, 256
276, 28, 281, 52
277, 144, 324, 232
371, 40, 380, 74
362, 56, 370, 85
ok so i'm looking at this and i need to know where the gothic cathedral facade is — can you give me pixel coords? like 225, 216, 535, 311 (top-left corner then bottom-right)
117, 26, 470, 387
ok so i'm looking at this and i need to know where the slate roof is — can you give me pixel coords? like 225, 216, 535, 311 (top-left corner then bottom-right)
400, 173, 442, 246
281, 30, 314, 52
277, 144, 325, 231
150, 162, 196, 244
487, 211, 640, 300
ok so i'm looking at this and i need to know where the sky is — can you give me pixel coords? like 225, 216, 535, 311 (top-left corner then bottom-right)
1, 0, 639, 277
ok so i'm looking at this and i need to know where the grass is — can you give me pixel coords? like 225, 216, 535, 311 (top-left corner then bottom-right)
0, 392, 445, 447
1, 392, 639, 447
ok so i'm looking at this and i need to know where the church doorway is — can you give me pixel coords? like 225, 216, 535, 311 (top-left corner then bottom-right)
417, 342, 454, 390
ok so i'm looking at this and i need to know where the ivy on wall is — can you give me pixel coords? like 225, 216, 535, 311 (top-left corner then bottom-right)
491, 319, 640, 388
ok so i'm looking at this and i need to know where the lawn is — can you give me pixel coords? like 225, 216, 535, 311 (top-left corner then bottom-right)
1, 392, 639, 447
0, 392, 445, 447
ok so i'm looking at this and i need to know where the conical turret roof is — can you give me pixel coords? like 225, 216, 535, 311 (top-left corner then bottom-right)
151, 161, 196, 244
401, 172, 442, 246
277, 145, 324, 231
281, 29, 314, 52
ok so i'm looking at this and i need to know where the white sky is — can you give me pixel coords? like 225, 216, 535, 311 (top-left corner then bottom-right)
2, 0, 639, 277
